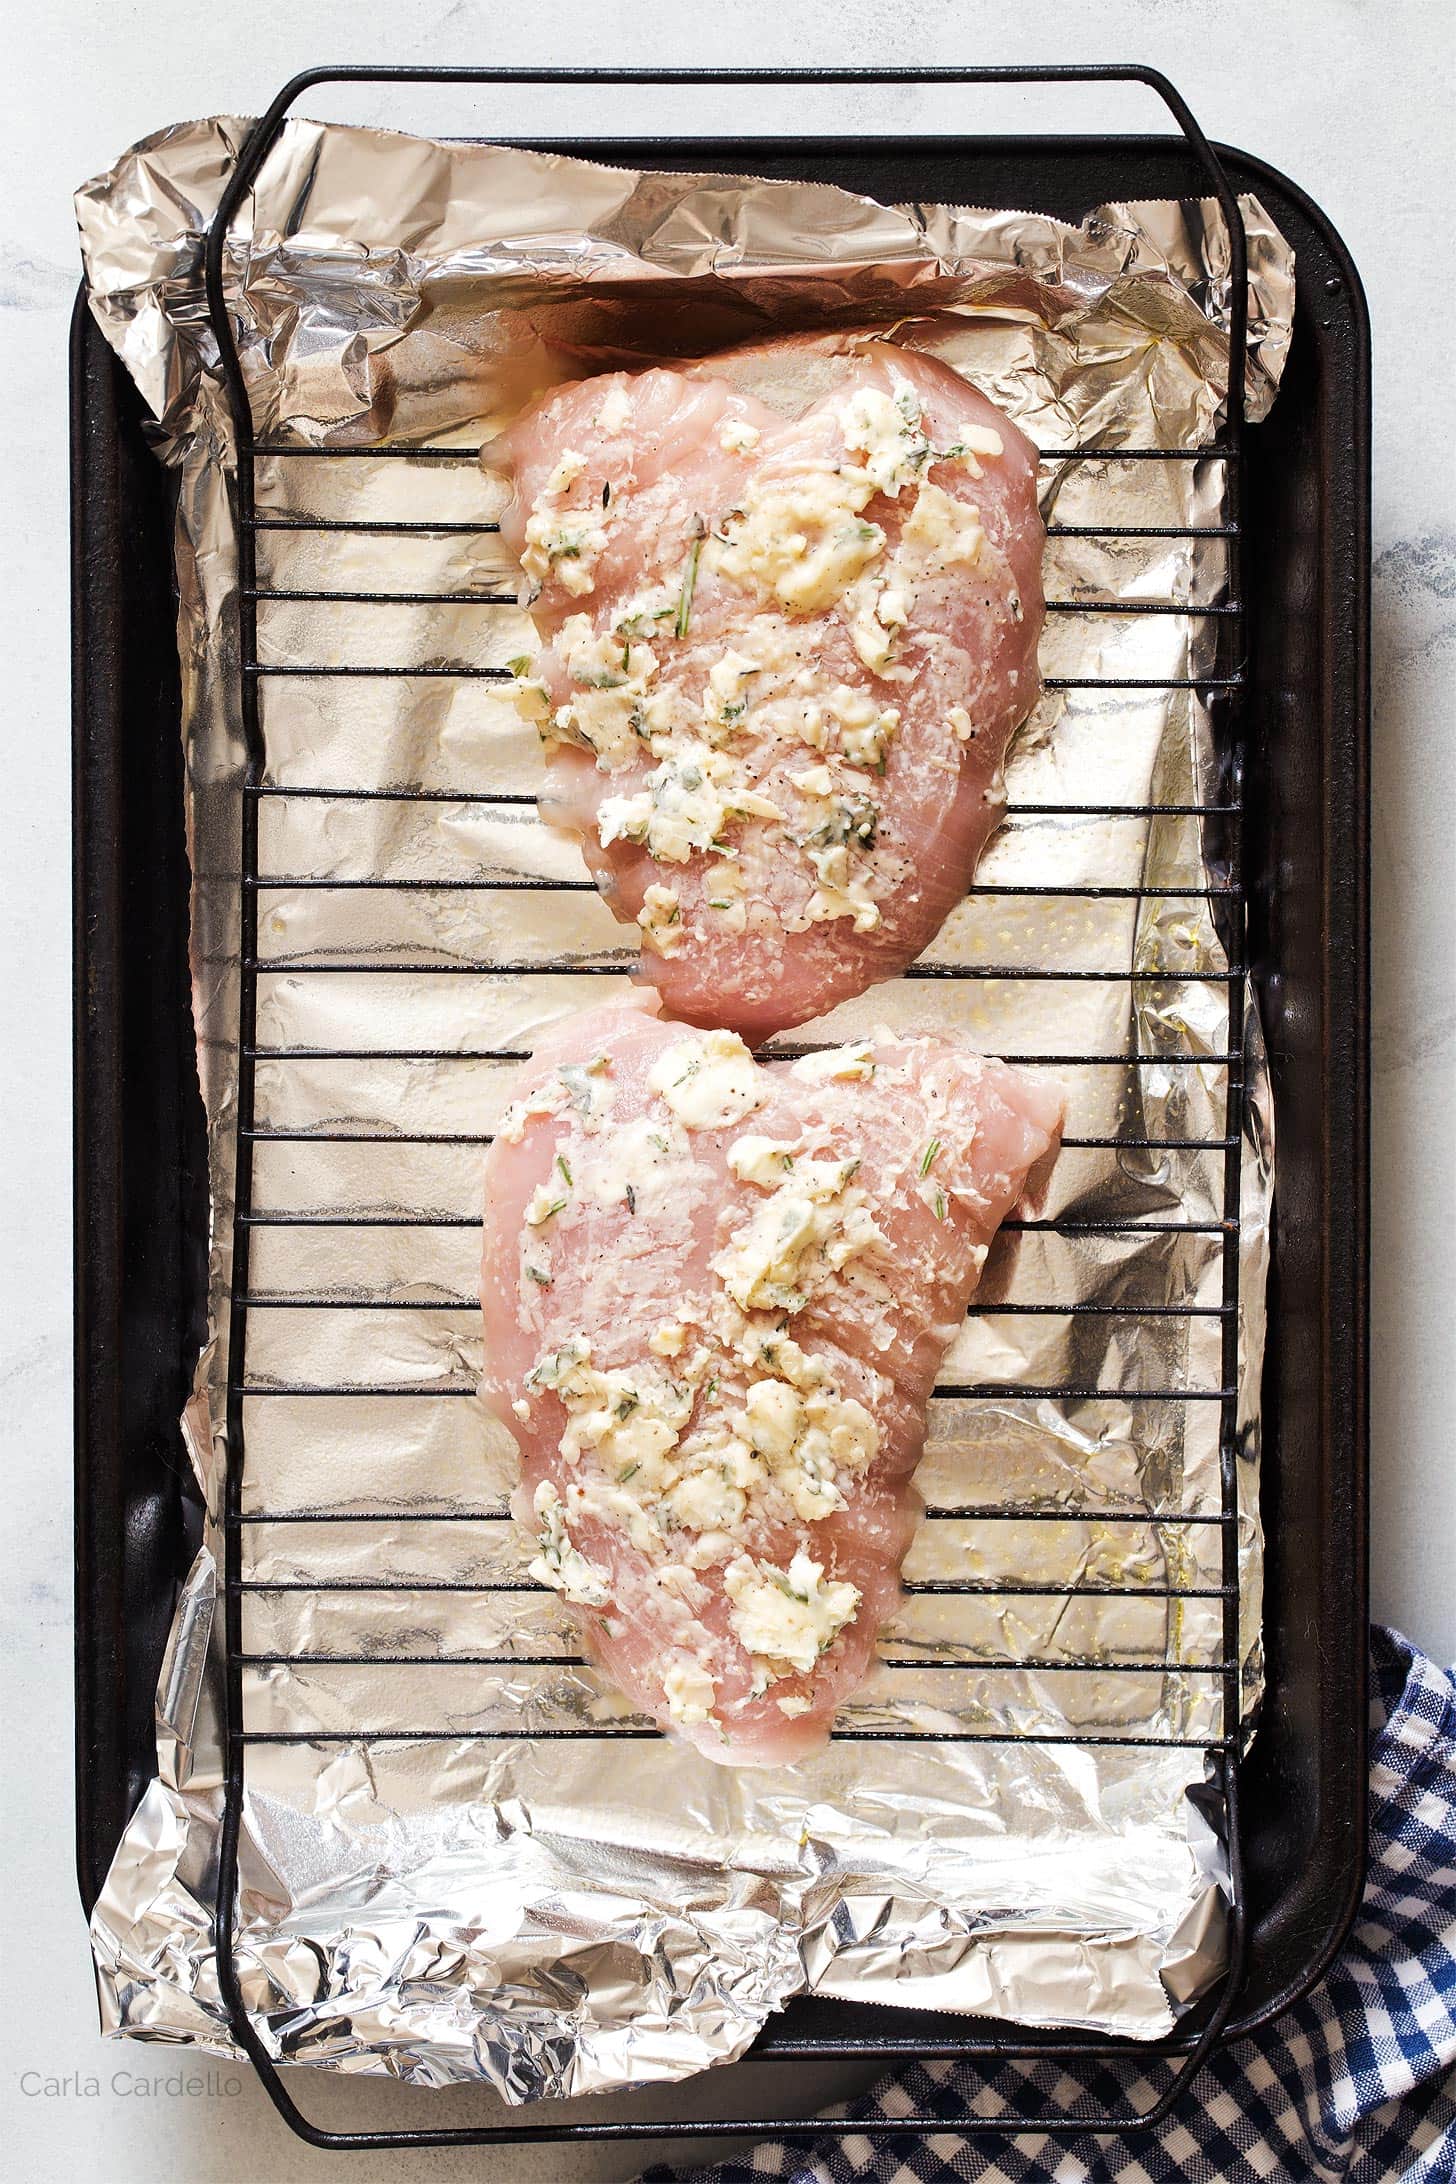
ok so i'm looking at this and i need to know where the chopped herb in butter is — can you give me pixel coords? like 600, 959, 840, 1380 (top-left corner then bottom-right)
703, 857, 748, 929
529, 1480, 611, 1607
676, 521, 705, 637
824, 686, 899, 770
726, 1135, 800, 1188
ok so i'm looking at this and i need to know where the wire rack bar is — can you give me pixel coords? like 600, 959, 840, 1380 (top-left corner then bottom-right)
202, 59, 1251, 2152
233, 1214, 1232, 1234
237, 1730, 1230, 1753
248, 588, 1236, 616
234, 1575, 1237, 1600
239, 1129, 1237, 1150
246, 662, 1241, 690
235, 1504, 1233, 1524
233, 1382, 1233, 1401
242, 1284, 1239, 1301
242, 1651, 1239, 1668
245, 960, 1241, 981
248, 440, 1233, 460
1046, 521, 1238, 538
245, 786, 1243, 815
243, 1044, 1242, 1068
246, 881, 1239, 901
250, 515, 498, 534
240, 1653, 1236, 1673
242, 1046, 1242, 1069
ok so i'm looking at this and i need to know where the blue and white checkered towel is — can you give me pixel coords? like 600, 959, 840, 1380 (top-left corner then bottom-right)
651, 1629, 1456, 2184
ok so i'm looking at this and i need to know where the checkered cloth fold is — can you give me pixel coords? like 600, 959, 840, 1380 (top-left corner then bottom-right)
651, 1628, 1456, 2184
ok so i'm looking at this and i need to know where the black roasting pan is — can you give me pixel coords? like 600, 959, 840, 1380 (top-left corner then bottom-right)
73, 115, 1369, 2137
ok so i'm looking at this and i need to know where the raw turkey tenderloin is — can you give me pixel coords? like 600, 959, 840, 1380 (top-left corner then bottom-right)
479, 997, 1062, 1765
491, 342, 1044, 1039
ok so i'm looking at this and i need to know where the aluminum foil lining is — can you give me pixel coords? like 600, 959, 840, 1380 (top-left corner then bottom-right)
75, 118, 1287, 2102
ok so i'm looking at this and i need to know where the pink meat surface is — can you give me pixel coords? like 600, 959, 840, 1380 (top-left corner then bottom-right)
490, 343, 1044, 1039
479, 996, 1062, 1766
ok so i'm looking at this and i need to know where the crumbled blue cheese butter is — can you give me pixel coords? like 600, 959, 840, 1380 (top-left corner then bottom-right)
950, 420, 1004, 472
790, 1041, 878, 1083
790, 762, 836, 799
666, 1464, 747, 1535
718, 418, 761, 454
726, 1135, 800, 1187
529, 1480, 611, 1607
843, 576, 907, 676
733, 1325, 828, 1387
788, 769, 882, 931
613, 584, 680, 639
523, 1179, 569, 1226
724, 1550, 861, 1686
521, 452, 612, 598
550, 615, 669, 770
839, 383, 932, 496
545, 451, 587, 495
662, 1657, 717, 1724
731, 1374, 879, 1522
714, 1147, 883, 1311
507, 668, 552, 726
526, 1338, 692, 1494
648, 1031, 764, 1131
804, 842, 881, 934
581, 1115, 682, 1212
835, 475, 984, 674
737, 1376, 801, 1458
597, 743, 782, 863
899, 482, 985, 572
702, 649, 762, 739
703, 857, 748, 931
637, 884, 684, 957
708, 469, 886, 614
497, 1051, 613, 1143
825, 686, 900, 769
595, 383, 632, 433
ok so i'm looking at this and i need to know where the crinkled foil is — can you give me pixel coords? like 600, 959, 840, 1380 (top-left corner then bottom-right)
75, 120, 1288, 2100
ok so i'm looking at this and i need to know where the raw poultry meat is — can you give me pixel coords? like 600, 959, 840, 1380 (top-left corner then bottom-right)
478, 996, 1062, 1765
491, 342, 1044, 1039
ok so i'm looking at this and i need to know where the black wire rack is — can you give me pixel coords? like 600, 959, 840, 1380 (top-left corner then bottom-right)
200, 62, 1254, 2151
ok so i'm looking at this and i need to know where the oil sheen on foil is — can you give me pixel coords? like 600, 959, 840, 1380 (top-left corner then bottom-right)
75, 118, 1288, 2101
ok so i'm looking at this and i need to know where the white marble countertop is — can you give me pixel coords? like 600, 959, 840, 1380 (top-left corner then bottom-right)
2, 1, 1451, 2174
